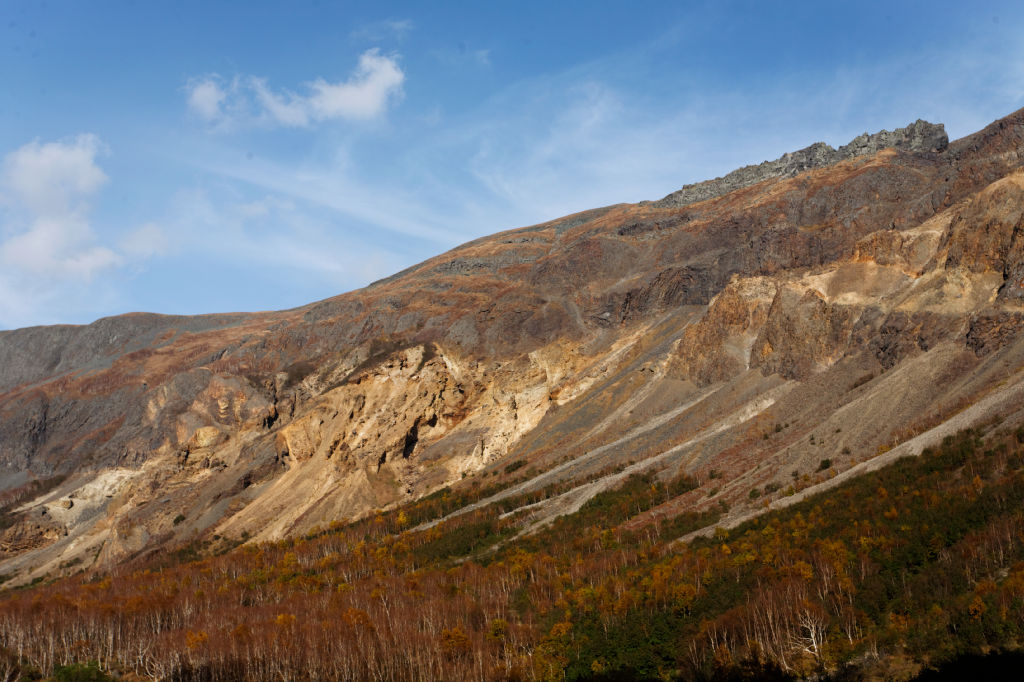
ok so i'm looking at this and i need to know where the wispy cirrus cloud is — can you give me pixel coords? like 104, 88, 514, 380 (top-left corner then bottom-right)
186, 49, 405, 129
431, 43, 491, 68
350, 19, 413, 43
162, 186, 410, 297
435, 31, 1024, 222
120, 222, 170, 261
195, 152, 466, 246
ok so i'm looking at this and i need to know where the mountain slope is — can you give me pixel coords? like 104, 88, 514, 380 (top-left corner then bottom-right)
1, 108, 1024, 595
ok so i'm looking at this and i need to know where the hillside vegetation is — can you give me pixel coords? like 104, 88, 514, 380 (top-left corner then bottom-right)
2, 424, 1024, 680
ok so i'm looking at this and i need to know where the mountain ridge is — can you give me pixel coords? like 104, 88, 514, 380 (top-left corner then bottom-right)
648, 118, 949, 208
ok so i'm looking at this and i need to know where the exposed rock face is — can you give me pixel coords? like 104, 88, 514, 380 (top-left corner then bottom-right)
945, 171, 1024, 302
619, 266, 717, 321
650, 120, 948, 208
3, 108, 1024, 585
751, 287, 860, 381
966, 312, 1024, 357
671, 277, 776, 385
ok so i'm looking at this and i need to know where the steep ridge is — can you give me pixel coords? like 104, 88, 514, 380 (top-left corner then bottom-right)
2, 108, 1024, 588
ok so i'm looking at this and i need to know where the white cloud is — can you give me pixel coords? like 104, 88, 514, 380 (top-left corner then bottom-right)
186, 49, 405, 130
250, 77, 310, 127
307, 49, 405, 120
1, 215, 121, 279
0, 134, 118, 279
1, 134, 108, 217
0, 136, 165, 328
186, 78, 227, 121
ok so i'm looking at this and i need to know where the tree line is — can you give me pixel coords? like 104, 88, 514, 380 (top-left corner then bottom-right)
1, 425, 1024, 680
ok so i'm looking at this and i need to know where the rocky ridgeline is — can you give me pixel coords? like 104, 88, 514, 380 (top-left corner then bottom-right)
650, 120, 948, 209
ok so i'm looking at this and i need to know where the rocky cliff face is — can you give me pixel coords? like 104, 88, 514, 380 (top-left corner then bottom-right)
1, 109, 1024, 585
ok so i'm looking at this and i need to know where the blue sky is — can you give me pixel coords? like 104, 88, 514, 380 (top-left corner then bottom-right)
1, 0, 1023, 329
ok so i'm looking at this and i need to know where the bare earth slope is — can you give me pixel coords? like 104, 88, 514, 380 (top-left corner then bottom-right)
2, 109, 1024, 584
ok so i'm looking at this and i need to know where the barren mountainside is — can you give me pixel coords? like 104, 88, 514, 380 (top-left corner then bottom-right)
2, 107, 1024, 596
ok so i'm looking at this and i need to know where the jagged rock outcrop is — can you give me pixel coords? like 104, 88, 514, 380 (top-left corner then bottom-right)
649, 119, 948, 208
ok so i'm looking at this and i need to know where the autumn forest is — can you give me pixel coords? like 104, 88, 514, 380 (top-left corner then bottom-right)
1, 423, 1024, 681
